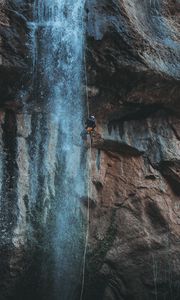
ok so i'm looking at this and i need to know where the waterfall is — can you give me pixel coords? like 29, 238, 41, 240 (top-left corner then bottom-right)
26, 0, 86, 299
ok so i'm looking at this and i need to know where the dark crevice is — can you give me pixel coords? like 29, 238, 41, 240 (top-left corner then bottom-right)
1, 110, 18, 242
0, 110, 18, 300
99, 140, 144, 156
108, 105, 169, 129
159, 161, 180, 196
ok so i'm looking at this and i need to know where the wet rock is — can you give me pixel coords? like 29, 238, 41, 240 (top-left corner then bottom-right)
80, 196, 97, 209
0, 0, 180, 300
84, 0, 180, 299
85, 0, 180, 117
0, 0, 32, 105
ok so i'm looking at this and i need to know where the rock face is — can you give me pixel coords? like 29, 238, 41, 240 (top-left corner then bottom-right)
0, 2, 34, 299
0, 0, 33, 107
83, 0, 180, 299
0, 0, 180, 300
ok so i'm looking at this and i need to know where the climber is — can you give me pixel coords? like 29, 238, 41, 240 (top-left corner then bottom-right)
81, 115, 96, 142
85, 115, 96, 133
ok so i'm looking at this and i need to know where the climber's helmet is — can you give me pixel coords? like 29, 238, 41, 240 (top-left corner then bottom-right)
90, 115, 95, 120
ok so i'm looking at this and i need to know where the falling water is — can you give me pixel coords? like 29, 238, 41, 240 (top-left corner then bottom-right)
27, 0, 86, 299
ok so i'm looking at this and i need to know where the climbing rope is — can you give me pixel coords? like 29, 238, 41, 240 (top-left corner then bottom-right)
80, 143, 91, 300
80, 32, 92, 300
84, 44, 90, 117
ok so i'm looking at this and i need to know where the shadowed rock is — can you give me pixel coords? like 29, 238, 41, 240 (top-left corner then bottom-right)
0, 1, 180, 300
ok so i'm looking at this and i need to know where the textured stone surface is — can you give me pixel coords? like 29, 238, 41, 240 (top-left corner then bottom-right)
83, 0, 180, 299
0, 0, 180, 300
85, 0, 180, 115
0, 0, 32, 106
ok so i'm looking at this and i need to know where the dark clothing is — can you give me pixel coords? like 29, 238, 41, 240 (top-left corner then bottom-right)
85, 117, 96, 129
81, 117, 96, 143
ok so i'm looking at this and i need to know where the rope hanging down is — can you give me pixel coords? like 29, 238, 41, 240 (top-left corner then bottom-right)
80, 47, 92, 300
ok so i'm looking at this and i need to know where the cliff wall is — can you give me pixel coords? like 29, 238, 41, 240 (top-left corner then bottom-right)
84, 1, 180, 299
0, 1, 180, 300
